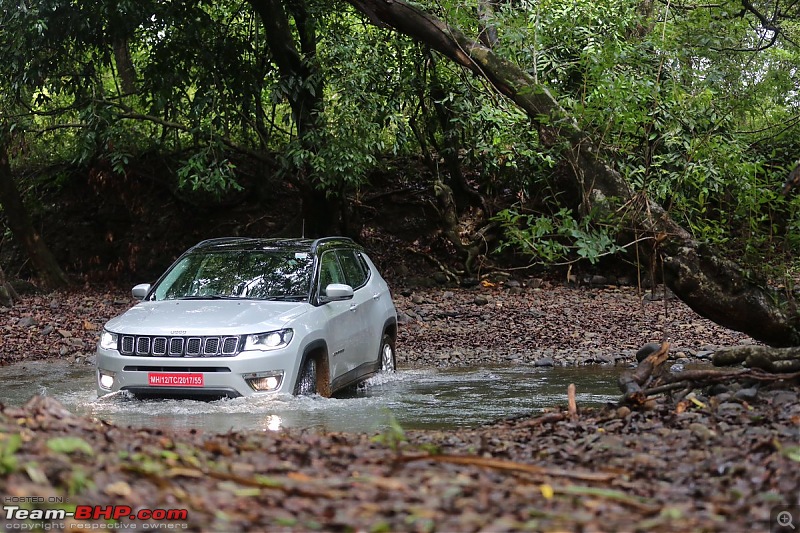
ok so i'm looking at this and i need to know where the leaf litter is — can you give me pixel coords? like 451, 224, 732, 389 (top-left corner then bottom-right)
0, 283, 797, 532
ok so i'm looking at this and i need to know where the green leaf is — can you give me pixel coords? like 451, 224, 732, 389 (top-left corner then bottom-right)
783, 446, 800, 463
46, 437, 94, 456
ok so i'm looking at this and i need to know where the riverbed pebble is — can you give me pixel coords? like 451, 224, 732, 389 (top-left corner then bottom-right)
396, 286, 754, 368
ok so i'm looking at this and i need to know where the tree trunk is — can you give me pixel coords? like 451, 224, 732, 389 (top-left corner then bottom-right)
345, 0, 800, 346
113, 38, 136, 94
249, 0, 342, 235
0, 139, 69, 291
0, 263, 19, 307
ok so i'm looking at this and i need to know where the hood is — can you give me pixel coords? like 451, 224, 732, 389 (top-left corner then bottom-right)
104, 299, 310, 336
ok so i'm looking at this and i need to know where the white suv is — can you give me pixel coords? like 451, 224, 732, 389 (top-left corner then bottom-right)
95, 237, 397, 398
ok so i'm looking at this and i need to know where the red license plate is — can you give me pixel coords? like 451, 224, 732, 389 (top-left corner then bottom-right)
148, 373, 204, 387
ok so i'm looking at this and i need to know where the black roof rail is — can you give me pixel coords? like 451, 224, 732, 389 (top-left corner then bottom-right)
310, 236, 356, 253
190, 237, 247, 250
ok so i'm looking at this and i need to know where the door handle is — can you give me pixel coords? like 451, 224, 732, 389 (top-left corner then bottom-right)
349, 304, 358, 312
372, 293, 381, 300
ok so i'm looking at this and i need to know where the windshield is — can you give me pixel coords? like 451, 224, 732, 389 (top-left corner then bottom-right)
151, 250, 314, 301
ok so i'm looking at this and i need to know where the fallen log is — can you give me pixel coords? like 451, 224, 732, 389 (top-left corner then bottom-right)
618, 341, 670, 407
713, 345, 800, 372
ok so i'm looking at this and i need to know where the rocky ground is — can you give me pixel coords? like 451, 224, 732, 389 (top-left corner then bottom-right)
0, 283, 798, 532
394, 279, 754, 369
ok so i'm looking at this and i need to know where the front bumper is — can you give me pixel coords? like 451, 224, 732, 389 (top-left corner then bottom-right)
95, 346, 300, 398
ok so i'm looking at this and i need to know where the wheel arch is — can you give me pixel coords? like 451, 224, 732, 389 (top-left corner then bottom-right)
382, 316, 398, 341
298, 340, 331, 397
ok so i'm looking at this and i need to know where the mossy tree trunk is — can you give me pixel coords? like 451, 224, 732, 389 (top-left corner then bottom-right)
345, 0, 800, 347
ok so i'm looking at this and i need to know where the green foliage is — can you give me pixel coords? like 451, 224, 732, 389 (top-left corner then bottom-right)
177, 144, 241, 196
0, 432, 22, 474
493, 207, 625, 265
46, 436, 94, 455
783, 446, 800, 463
3, 0, 800, 275
65, 467, 95, 495
371, 412, 407, 451
480, 0, 800, 270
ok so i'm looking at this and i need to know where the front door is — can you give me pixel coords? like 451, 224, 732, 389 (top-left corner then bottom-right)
318, 251, 363, 382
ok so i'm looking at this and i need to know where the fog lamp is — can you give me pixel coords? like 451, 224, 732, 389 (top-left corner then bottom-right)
98, 371, 115, 390
244, 371, 283, 392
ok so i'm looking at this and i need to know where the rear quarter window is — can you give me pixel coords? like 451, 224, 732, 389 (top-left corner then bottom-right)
338, 250, 369, 289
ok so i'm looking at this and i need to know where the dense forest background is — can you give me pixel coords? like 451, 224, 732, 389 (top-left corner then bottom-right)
3, 0, 800, 342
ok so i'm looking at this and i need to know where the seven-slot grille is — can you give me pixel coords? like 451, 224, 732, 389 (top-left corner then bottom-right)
118, 335, 242, 357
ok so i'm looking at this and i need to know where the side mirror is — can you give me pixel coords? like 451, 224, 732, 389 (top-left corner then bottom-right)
322, 283, 354, 302
131, 283, 151, 300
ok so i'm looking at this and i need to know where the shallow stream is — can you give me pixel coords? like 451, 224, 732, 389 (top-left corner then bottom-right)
0, 360, 622, 433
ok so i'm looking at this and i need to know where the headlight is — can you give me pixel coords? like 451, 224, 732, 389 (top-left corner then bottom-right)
243, 329, 293, 351
99, 330, 118, 350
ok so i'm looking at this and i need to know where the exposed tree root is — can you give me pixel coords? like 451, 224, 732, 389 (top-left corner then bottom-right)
620, 340, 800, 406
618, 341, 670, 407
643, 368, 800, 399
406, 246, 463, 282
713, 345, 800, 372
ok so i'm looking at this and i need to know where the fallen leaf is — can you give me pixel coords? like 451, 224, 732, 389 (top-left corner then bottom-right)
104, 481, 132, 497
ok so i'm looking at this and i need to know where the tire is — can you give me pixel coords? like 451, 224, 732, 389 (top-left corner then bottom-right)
379, 334, 396, 373
294, 357, 317, 395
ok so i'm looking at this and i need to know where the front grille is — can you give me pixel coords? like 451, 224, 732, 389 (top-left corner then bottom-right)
118, 335, 242, 357
123, 366, 232, 373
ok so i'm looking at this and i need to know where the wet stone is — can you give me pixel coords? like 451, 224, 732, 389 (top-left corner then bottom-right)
17, 317, 37, 327
528, 307, 546, 318
636, 342, 661, 362
717, 402, 745, 413
534, 357, 554, 367
689, 423, 716, 440
766, 391, 797, 406
432, 272, 448, 284
714, 393, 733, 403
589, 275, 607, 286
708, 383, 730, 396
734, 387, 759, 401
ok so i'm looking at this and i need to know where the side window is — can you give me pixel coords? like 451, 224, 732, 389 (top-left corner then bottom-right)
319, 251, 344, 294
338, 250, 368, 289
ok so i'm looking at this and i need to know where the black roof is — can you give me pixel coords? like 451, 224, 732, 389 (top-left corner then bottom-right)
189, 237, 360, 254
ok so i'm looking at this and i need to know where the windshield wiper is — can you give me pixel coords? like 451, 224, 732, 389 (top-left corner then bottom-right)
179, 294, 239, 300
259, 295, 307, 301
